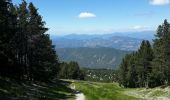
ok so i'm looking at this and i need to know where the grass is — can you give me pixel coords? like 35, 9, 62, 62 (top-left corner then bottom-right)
72, 80, 170, 100
125, 87, 170, 100
1, 78, 169, 100
73, 80, 141, 100
0, 77, 75, 100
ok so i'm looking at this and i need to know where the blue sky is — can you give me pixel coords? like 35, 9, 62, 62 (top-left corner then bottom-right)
13, 0, 170, 35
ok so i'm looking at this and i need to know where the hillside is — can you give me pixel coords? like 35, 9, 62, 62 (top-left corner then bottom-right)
73, 80, 170, 100
52, 36, 142, 51
56, 47, 130, 69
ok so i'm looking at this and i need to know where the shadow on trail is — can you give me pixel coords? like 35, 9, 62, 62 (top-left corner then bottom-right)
0, 78, 74, 100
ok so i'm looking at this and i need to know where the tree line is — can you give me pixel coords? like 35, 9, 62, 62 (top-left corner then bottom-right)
58, 61, 84, 80
0, 0, 83, 82
118, 20, 170, 88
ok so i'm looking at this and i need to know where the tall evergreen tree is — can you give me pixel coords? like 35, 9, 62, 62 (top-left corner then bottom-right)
27, 2, 58, 81
126, 53, 138, 88
151, 19, 170, 86
0, 0, 19, 77
15, 0, 29, 79
0, 0, 60, 81
58, 61, 84, 80
119, 40, 153, 88
118, 55, 130, 87
137, 40, 153, 87
0, 0, 10, 65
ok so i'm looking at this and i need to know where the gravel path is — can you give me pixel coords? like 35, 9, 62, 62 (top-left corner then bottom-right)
75, 92, 85, 100
71, 83, 85, 100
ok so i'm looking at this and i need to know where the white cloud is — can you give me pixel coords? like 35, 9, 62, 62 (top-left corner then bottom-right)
78, 12, 96, 18
131, 25, 152, 31
149, 0, 170, 5
133, 25, 144, 30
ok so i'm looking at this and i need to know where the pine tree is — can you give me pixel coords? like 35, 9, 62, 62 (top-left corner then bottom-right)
15, 0, 29, 79
119, 40, 153, 88
126, 53, 138, 88
0, 0, 19, 77
27, 2, 58, 81
118, 55, 130, 87
0, 0, 60, 81
151, 19, 170, 86
0, 0, 10, 76
136, 40, 153, 87
162, 21, 170, 85
58, 61, 84, 80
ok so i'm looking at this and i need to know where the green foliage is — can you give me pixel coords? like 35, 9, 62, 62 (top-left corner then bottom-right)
58, 61, 85, 80
118, 40, 154, 88
119, 20, 170, 88
0, 0, 59, 81
151, 19, 170, 87
57, 47, 131, 69
0, 0, 24, 78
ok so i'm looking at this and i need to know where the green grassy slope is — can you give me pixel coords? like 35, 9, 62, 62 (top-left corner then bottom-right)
125, 87, 170, 100
73, 81, 140, 100
1, 78, 169, 100
73, 80, 170, 100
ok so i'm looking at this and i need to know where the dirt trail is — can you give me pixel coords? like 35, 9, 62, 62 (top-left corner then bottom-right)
70, 82, 85, 100
75, 92, 85, 100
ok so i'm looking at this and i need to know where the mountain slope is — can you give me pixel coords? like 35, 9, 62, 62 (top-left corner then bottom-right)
56, 47, 130, 69
53, 36, 142, 51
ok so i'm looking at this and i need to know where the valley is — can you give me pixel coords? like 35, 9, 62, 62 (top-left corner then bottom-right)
53, 32, 154, 69
56, 47, 130, 69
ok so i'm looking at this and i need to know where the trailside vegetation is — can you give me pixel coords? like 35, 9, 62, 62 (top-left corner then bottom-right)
0, 0, 84, 82
0, 0, 84, 99
58, 61, 85, 80
118, 20, 170, 88
0, 0, 59, 82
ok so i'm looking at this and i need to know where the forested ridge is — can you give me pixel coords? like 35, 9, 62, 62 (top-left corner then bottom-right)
56, 47, 130, 69
0, 0, 59, 81
0, 0, 83, 82
118, 20, 170, 88
0, 0, 83, 99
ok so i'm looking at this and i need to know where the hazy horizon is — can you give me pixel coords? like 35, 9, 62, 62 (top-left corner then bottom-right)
13, 0, 170, 35
50, 30, 155, 37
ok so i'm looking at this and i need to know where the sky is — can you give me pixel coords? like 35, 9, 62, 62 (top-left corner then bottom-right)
13, 0, 170, 35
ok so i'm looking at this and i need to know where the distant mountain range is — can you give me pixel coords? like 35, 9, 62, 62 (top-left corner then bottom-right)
51, 31, 155, 51
54, 31, 155, 40
56, 47, 131, 69
52, 31, 155, 69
